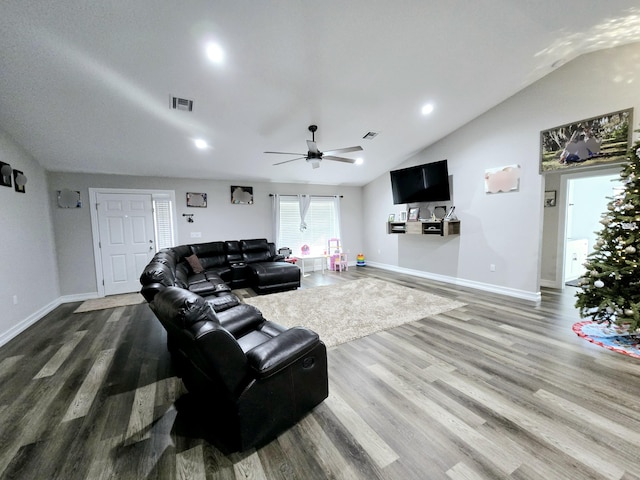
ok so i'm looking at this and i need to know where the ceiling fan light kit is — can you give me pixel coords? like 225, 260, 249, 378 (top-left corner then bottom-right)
266, 125, 363, 169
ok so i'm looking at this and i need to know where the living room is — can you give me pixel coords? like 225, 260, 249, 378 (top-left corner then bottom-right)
4, 42, 640, 342
2, 3, 640, 478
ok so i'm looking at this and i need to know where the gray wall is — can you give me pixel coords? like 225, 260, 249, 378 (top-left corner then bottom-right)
363, 43, 640, 299
48, 172, 364, 296
0, 130, 59, 344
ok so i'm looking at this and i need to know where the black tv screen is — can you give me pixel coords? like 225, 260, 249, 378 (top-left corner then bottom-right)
390, 160, 450, 204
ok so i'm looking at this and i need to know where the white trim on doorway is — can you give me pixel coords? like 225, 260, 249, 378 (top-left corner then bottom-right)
89, 188, 177, 297
554, 167, 620, 290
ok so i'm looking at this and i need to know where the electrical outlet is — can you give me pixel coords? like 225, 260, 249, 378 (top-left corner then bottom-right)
490, 264, 496, 272
190, 232, 202, 238
13, 295, 18, 305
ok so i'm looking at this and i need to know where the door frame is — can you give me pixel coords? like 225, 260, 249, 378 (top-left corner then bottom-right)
89, 188, 177, 297
553, 167, 619, 290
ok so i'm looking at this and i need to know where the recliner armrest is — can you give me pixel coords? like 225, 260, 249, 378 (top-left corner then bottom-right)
246, 327, 320, 378
140, 283, 166, 302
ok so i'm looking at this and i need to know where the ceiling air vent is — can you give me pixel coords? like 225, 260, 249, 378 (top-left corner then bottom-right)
362, 131, 379, 140
170, 96, 194, 112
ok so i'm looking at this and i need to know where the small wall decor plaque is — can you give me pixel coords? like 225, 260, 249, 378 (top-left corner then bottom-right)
186, 192, 207, 207
13, 169, 26, 193
0, 162, 12, 187
485, 164, 521, 194
57, 189, 82, 208
231, 186, 254, 204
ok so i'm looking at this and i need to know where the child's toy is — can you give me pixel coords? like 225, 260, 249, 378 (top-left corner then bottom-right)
327, 238, 343, 271
356, 253, 366, 266
334, 252, 348, 272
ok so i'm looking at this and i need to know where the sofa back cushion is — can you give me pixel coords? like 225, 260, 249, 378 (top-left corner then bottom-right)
225, 240, 243, 264
140, 261, 176, 287
172, 245, 192, 261
240, 239, 271, 263
190, 242, 227, 269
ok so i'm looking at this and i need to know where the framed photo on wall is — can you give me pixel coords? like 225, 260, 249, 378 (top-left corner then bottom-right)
186, 192, 207, 207
540, 108, 632, 174
231, 185, 254, 204
544, 190, 557, 207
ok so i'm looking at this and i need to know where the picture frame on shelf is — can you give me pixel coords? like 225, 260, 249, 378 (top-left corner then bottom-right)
388, 214, 395, 222
408, 207, 419, 221
400, 211, 407, 221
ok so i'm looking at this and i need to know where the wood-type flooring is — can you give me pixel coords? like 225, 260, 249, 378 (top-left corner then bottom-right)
1, 267, 639, 479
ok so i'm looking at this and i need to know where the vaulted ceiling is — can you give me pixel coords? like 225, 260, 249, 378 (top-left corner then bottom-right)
1, 1, 640, 186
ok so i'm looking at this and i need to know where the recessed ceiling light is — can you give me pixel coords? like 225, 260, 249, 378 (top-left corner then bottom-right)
421, 103, 434, 115
194, 139, 208, 149
355, 158, 364, 165
206, 42, 224, 64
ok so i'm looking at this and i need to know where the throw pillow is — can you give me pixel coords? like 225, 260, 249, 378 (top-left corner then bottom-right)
185, 254, 205, 274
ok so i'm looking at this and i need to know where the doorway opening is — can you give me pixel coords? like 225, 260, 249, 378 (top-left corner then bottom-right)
561, 172, 620, 287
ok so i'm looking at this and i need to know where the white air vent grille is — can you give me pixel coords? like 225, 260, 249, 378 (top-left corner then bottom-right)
362, 131, 379, 139
170, 96, 194, 112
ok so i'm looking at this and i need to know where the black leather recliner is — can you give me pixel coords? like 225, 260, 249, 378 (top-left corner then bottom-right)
150, 286, 328, 452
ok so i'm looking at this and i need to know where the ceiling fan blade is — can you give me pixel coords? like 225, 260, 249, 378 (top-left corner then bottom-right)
323, 155, 357, 164
307, 140, 319, 154
322, 146, 363, 155
273, 157, 306, 166
265, 151, 305, 155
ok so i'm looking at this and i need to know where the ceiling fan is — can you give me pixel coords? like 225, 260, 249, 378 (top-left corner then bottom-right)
266, 125, 363, 169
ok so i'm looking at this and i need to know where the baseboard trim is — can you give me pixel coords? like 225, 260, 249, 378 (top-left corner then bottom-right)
0, 298, 60, 347
365, 261, 541, 303
0, 292, 99, 348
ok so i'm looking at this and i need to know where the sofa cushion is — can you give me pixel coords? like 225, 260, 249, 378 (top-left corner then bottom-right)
225, 240, 243, 264
188, 242, 225, 268
151, 286, 218, 328
205, 293, 241, 313
241, 239, 271, 263
185, 254, 205, 274
172, 244, 192, 260
140, 261, 176, 287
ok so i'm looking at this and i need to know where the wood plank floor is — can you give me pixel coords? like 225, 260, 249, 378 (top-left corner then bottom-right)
1, 267, 640, 479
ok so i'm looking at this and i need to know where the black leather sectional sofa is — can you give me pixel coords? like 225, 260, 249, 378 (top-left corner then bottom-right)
140, 238, 300, 302
139, 238, 328, 452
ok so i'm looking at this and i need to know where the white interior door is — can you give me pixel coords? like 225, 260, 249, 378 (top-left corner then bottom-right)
96, 193, 155, 295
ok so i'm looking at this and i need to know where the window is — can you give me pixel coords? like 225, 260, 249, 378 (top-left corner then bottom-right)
276, 196, 341, 256
152, 194, 175, 250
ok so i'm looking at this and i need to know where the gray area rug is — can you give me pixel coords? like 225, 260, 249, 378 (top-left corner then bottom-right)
244, 278, 466, 347
74, 292, 145, 313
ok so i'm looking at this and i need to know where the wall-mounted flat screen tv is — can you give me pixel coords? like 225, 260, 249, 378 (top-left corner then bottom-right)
390, 159, 450, 204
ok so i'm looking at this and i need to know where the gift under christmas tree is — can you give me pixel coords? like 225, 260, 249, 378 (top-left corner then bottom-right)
575, 131, 640, 330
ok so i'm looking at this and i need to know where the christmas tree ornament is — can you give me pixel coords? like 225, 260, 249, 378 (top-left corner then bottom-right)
624, 309, 634, 316
594, 280, 605, 288
625, 246, 637, 254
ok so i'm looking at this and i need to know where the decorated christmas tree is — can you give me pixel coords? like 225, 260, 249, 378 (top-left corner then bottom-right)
575, 131, 640, 330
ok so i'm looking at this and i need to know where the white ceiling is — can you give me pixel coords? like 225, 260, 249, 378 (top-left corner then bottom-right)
1, 1, 640, 187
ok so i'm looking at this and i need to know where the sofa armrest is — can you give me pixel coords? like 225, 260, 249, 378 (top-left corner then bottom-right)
246, 327, 320, 378
140, 283, 166, 302
272, 254, 285, 262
